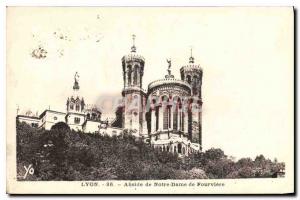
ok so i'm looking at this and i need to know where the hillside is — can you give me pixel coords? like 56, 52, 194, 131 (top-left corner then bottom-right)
16, 122, 285, 180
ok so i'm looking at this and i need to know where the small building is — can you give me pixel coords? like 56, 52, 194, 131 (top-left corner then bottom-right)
16, 72, 111, 134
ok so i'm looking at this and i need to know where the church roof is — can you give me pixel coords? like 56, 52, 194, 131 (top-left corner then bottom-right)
148, 58, 191, 93
148, 77, 191, 92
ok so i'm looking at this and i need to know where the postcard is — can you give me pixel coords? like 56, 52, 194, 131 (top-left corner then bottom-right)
6, 7, 294, 194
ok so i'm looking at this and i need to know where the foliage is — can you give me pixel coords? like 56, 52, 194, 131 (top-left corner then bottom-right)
16, 122, 285, 180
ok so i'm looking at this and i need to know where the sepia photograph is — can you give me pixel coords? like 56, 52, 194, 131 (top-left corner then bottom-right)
6, 6, 294, 194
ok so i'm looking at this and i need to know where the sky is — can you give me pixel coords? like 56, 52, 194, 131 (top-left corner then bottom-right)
7, 7, 293, 161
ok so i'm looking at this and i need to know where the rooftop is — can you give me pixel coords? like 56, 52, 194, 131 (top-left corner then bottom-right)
148, 77, 191, 92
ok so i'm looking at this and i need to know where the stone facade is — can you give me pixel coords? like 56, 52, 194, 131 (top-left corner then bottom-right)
118, 37, 203, 155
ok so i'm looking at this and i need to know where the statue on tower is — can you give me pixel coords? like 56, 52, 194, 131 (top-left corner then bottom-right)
73, 72, 80, 90
165, 58, 174, 78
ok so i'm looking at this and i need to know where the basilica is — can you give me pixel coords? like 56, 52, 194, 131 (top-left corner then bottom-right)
17, 36, 203, 156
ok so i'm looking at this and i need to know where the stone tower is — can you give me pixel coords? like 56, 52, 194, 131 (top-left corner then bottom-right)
180, 49, 203, 98
121, 35, 147, 138
180, 49, 203, 150
66, 72, 85, 113
66, 72, 85, 131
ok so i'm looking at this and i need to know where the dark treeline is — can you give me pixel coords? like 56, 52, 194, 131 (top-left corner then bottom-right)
16, 122, 285, 181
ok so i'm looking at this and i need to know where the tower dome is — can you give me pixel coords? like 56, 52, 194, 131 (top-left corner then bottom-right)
121, 34, 145, 93
180, 48, 203, 98
148, 58, 191, 94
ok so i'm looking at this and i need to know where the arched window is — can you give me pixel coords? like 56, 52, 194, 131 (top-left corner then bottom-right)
173, 97, 180, 130
152, 99, 157, 108
133, 95, 139, 107
127, 65, 132, 85
75, 104, 80, 111
193, 87, 198, 96
70, 104, 74, 110
173, 108, 178, 130
181, 112, 185, 131
186, 75, 192, 84
163, 107, 169, 130
155, 107, 159, 131
168, 106, 171, 128
162, 95, 169, 130
133, 65, 138, 85
178, 143, 182, 154
161, 95, 169, 106
193, 75, 198, 84
167, 146, 170, 152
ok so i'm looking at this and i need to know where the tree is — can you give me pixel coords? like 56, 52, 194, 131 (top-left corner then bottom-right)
51, 122, 70, 131
205, 158, 235, 178
16, 123, 285, 180
236, 158, 254, 168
